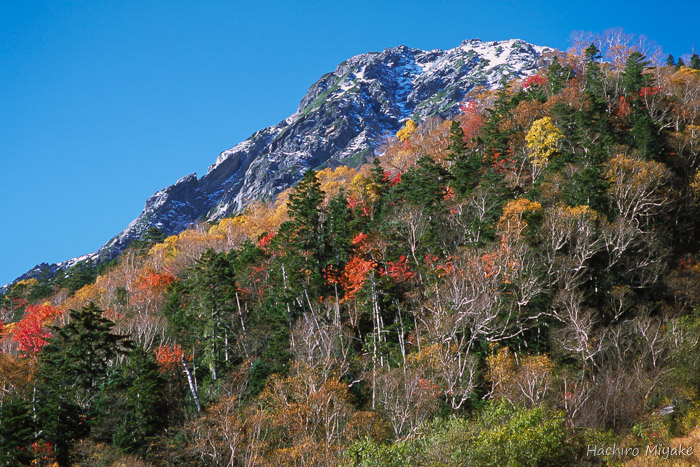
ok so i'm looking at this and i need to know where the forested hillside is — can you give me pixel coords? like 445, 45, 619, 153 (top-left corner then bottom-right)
1, 40, 699, 466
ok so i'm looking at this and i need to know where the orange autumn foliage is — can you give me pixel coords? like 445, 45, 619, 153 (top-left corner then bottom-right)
341, 256, 376, 300
137, 272, 176, 293
154, 343, 190, 373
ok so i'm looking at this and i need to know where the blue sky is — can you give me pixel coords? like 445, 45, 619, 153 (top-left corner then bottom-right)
0, 1, 696, 286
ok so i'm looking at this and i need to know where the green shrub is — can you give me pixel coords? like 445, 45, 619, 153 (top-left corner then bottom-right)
344, 401, 616, 466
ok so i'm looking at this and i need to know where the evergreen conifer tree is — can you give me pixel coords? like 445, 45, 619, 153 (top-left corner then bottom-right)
482, 82, 518, 157
622, 51, 650, 96
36, 303, 132, 464
112, 348, 168, 454
57, 259, 98, 293
189, 249, 238, 381
286, 169, 325, 252
0, 397, 34, 466
621, 52, 664, 158
364, 158, 391, 225
392, 154, 453, 252
281, 169, 326, 272
691, 53, 700, 70
546, 56, 572, 95
325, 191, 353, 268
277, 168, 328, 293
583, 44, 604, 99
447, 121, 482, 195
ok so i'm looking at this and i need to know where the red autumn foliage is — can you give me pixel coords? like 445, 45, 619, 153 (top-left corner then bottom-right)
257, 232, 275, 250
383, 171, 402, 187
616, 95, 631, 118
250, 264, 266, 275
246, 263, 269, 299
347, 195, 361, 210
31, 441, 56, 465
459, 100, 485, 142
347, 195, 370, 217
352, 232, 368, 245
679, 257, 696, 272
639, 86, 661, 97
418, 377, 440, 396
522, 75, 547, 89
382, 256, 416, 283
480, 252, 499, 277
132, 272, 177, 306
13, 303, 64, 358
425, 254, 454, 277
492, 157, 512, 174
483, 150, 514, 174
436, 261, 454, 277
443, 186, 456, 200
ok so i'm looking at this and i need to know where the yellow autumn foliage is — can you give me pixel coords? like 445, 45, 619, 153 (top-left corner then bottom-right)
486, 345, 516, 389
14, 278, 39, 288
383, 118, 452, 172
486, 345, 554, 405
62, 282, 106, 311
557, 204, 599, 222
2, 322, 16, 336
316, 165, 358, 201
691, 170, 700, 201
349, 172, 382, 205
670, 66, 700, 86
396, 119, 416, 142
605, 154, 669, 185
525, 117, 564, 166
148, 234, 179, 258
498, 198, 542, 235
405, 343, 444, 373
604, 154, 673, 221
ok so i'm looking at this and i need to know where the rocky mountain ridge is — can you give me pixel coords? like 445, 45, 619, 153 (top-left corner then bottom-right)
7, 38, 554, 287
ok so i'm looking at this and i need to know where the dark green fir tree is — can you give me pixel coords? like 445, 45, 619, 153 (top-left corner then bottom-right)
690, 53, 700, 70
36, 303, 132, 465
0, 397, 34, 466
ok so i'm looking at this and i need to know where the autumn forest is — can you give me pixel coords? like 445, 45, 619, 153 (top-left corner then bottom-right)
1, 36, 700, 466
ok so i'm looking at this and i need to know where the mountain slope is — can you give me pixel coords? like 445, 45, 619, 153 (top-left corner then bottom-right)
9, 38, 554, 285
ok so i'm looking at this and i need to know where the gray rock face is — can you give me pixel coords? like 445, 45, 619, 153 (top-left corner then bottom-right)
8, 38, 554, 285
